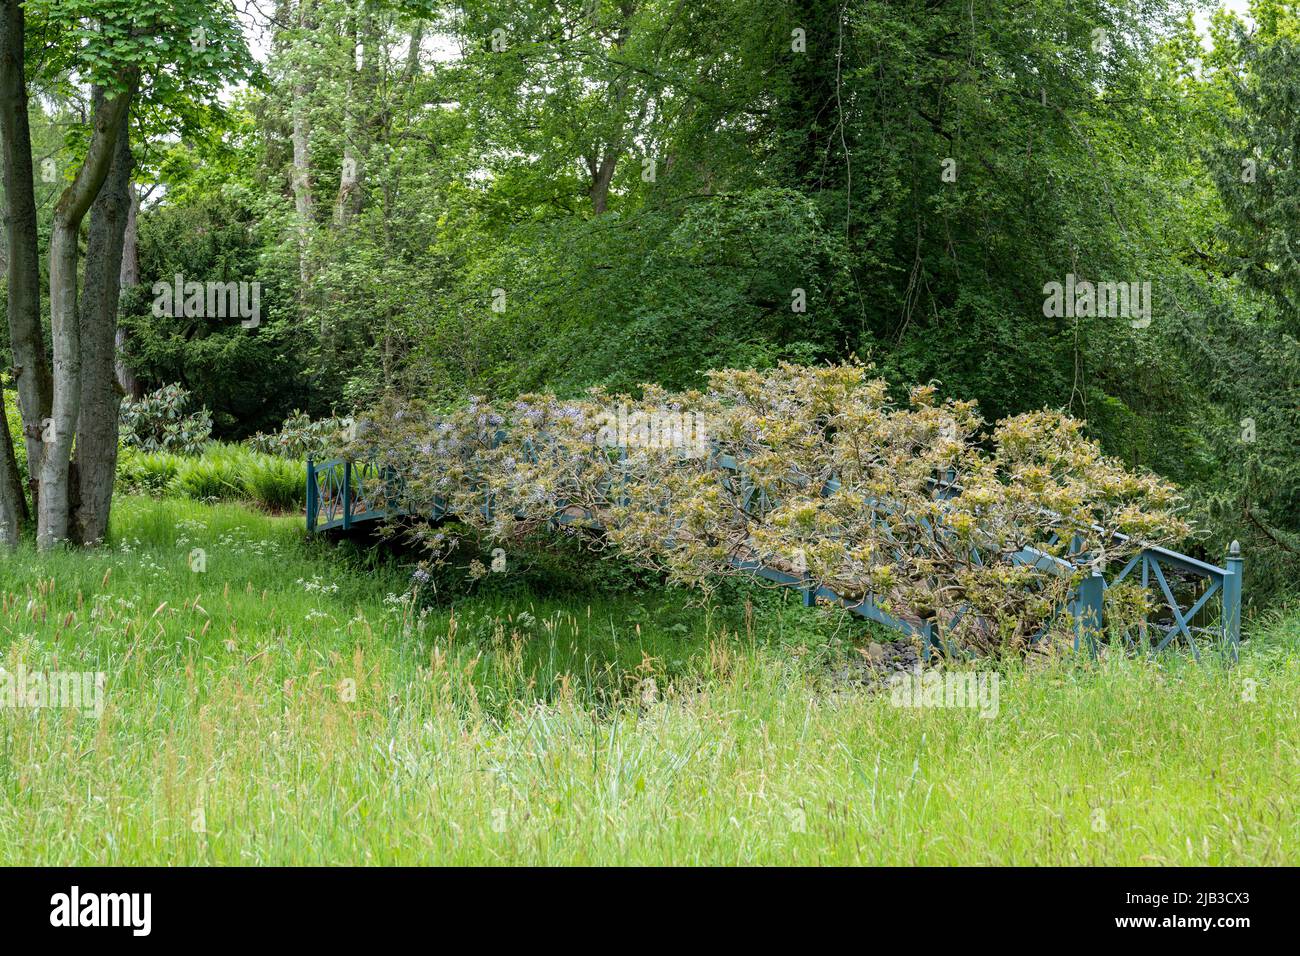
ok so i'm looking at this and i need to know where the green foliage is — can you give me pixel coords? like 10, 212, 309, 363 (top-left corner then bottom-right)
247, 410, 352, 461
115, 447, 183, 495
25, 0, 252, 101
1189, 12, 1300, 601
421, 190, 851, 398
168, 454, 246, 502
119, 384, 213, 455
244, 455, 306, 512
3, 389, 25, 488
411, 522, 655, 606
116, 440, 304, 513
118, 193, 306, 438
1208, 19, 1300, 327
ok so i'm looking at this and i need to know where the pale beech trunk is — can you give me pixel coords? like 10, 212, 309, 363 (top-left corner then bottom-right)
0, 0, 45, 521
38, 84, 132, 550
333, 10, 360, 228
292, 97, 313, 240
74, 101, 134, 546
291, 0, 315, 282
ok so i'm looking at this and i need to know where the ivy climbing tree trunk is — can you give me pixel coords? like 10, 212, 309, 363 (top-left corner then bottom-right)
0, 0, 46, 523
73, 99, 135, 546
39, 83, 133, 550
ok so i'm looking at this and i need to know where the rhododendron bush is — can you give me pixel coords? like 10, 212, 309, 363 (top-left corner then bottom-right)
344, 364, 1189, 654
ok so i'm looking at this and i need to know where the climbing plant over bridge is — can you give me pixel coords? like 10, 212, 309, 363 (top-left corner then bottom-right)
328, 364, 1213, 657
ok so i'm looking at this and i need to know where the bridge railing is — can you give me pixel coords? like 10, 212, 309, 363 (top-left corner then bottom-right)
307, 448, 1242, 658
306, 458, 409, 532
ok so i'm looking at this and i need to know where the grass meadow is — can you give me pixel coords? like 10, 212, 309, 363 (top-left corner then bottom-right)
0, 496, 1296, 865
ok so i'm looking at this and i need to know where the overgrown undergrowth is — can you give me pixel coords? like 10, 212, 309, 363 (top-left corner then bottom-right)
0, 497, 1295, 864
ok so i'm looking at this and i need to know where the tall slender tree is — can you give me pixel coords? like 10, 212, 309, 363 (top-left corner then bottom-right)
0, 0, 48, 538
74, 96, 136, 545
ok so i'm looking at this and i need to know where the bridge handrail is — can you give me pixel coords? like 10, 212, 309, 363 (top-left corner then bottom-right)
306, 437, 1242, 656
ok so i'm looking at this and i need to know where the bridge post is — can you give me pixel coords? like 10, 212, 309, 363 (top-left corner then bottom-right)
1073, 570, 1104, 658
306, 459, 317, 533
342, 460, 352, 531
920, 620, 938, 661
1223, 540, 1243, 659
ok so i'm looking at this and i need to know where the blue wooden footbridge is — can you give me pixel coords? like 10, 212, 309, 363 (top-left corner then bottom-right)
306, 449, 1243, 659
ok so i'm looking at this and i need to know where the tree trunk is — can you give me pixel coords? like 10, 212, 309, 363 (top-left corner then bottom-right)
292, 97, 313, 238
587, 13, 636, 215
38, 84, 132, 550
0, 0, 46, 521
334, 8, 371, 229
589, 152, 619, 214
403, 20, 423, 87
115, 187, 142, 399
73, 100, 134, 546
291, 0, 315, 282
334, 142, 360, 226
